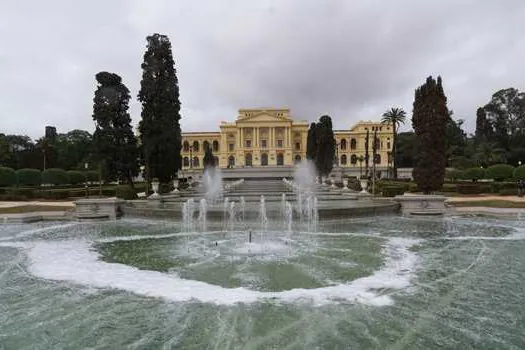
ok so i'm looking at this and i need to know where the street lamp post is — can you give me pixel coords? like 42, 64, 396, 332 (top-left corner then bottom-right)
84, 162, 89, 198
189, 145, 193, 169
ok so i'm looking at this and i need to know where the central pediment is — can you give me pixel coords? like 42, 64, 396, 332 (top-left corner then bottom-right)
237, 108, 292, 122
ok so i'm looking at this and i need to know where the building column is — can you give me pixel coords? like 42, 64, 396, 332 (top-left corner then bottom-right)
240, 127, 243, 149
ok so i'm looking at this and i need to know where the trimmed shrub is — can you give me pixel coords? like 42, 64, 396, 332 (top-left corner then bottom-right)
16, 168, 42, 186
116, 186, 138, 200
86, 170, 100, 182
490, 181, 516, 194
456, 183, 492, 194
445, 169, 463, 182
38, 189, 71, 200
485, 164, 515, 181
461, 167, 485, 182
42, 168, 68, 185
0, 167, 16, 187
67, 170, 85, 185
441, 183, 457, 192
499, 188, 518, 196
513, 165, 525, 180
381, 186, 406, 197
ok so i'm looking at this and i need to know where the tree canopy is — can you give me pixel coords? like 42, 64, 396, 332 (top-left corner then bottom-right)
412, 76, 449, 193
92, 71, 139, 183
138, 33, 182, 183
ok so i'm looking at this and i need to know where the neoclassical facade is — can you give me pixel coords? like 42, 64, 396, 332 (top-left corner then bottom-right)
181, 108, 393, 170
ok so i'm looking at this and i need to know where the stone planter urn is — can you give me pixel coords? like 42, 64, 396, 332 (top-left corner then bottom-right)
149, 179, 160, 199
342, 178, 349, 190
315, 176, 320, 185
330, 178, 337, 189
171, 178, 179, 193
360, 178, 368, 193
322, 176, 327, 186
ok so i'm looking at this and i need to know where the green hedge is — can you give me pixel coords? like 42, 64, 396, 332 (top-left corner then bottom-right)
16, 168, 42, 186
445, 169, 463, 182
67, 170, 85, 185
381, 186, 407, 197
42, 168, 68, 185
456, 183, 492, 194
485, 164, 514, 181
86, 170, 100, 182
461, 167, 485, 181
514, 165, 525, 179
116, 186, 138, 200
0, 167, 16, 187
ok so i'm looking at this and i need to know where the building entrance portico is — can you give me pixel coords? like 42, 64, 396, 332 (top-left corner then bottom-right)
181, 107, 393, 171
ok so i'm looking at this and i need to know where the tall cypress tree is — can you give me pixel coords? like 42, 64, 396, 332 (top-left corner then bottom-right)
306, 122, 317, 160
364, 130, 370, 177
92, 72, 138, 184
412, 76, 449, 194
315, 115, 335, 176
138, 33, 182, 184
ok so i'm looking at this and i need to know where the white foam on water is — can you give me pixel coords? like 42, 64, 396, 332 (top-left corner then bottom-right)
0, 222, 81, 241
0, 237, 421, 307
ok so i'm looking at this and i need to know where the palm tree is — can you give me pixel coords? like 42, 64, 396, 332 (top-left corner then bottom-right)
381, 107, 407, 179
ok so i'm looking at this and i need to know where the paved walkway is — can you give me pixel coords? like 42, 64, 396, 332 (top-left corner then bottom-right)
446, 195, 525, 203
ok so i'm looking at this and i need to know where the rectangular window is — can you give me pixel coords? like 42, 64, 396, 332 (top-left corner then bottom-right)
277, 139, 283, 148
246, 140, 252, 148
295, 142, 300, 150
229, 143, 234, 151
261, 140, 267, 148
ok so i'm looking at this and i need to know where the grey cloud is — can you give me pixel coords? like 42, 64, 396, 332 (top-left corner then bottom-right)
1, 0, 524, 138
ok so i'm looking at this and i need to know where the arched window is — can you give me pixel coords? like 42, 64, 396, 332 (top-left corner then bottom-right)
183, 157, 189, 167
203, 141, 210, 152
277, 153, 284, 166
192, 141, 200, 152
212, 140, 219, 152
245, 153, 252, 166
350, 138, 357, 150
228, 156, 235, 167
193, 156, 200, 167
294, 155, 301, 163
261, 153, 268, 166
351, 154, 357, 165
341, 154, 347, 165
374, 154, 381, 164
340, 139, 347, 150
183, 141, 190, 152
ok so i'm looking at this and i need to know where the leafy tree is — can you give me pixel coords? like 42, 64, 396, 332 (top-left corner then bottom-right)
306, 122, 317, 160
475, 88, 525, 154
381, 107, 406, 178
473, 142, 506, 167
92, 71, 139, 184
138, 33, 182, 184
314, 115, 335, 176
444, 111, 467, 166
203, 147, 216, 169
54, 130, 93, 170
412, 76, 449, 193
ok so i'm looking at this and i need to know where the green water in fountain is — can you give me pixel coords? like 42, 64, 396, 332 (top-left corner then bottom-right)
1, 216, 525, 349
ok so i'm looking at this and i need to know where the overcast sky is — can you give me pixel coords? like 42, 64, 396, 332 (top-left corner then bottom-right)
1, 0, 524, 139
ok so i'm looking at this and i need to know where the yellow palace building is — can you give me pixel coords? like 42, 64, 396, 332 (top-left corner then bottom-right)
181, 108, 393, 171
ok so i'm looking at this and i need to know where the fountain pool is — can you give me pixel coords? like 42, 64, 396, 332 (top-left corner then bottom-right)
1, 215, 525, 348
